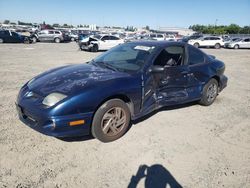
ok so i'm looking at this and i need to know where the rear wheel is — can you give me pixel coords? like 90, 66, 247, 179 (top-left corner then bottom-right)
199, 78, 218, 106
234, 44, 239, 49
54, 38, 61, 43
91, 99, 131, 142
24, 37, 29, 44
194, 43, 199, 48
214, 43, 221, 49
71, 37, 75, 42
32, 37, 37, 43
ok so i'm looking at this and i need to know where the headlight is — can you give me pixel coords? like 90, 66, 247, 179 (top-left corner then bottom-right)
42, 93, 67, 107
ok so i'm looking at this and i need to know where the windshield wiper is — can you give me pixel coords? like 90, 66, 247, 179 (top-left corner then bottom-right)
95, 61, 119, 72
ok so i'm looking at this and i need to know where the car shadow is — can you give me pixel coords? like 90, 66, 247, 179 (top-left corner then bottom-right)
57, 102, 197, 142
56, 135, 94, 142
132, 101, 197, 125
128, 164, 183, 188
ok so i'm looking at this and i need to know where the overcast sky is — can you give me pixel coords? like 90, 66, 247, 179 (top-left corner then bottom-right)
0, 0, 249, 28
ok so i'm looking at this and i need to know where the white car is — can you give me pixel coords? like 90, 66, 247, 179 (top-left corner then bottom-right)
225, 38, 250, 49
79, 34, 124, 52
188, 36, 225, 49
165, 34, 176, 41
149, 33, 165, 41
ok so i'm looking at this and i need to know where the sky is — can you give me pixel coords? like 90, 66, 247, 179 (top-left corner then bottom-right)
0, 0, 249, 28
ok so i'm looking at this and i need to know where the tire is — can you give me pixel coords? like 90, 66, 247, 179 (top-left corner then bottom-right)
91, 44, 98, 52
194, 43, 199, 48
234, 44, 239, 49
91, 99, 131, 142
199, 78, 218, 106
214, 43, 221, 49
32, 37, 37, 43
54, 38, 61, 43
0, 38, 3, 43
24, 37, 29, 44
71, 37, 75, 42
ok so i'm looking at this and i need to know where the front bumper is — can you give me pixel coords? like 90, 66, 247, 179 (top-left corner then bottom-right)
16, 104, 93, 137
16, 86, 93, 137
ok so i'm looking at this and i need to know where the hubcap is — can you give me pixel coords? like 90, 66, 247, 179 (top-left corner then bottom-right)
207, 83, 217, 102
101, 107, 126, 136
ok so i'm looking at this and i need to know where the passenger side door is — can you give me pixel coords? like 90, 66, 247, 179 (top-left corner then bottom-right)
187, 45, 210, 100
201, 37, 211, 46
10, 32, 21, 43
109, 36, 122, 48
99, 35, 111, 50
37, 31, 46, 41
142, 45, 189, 110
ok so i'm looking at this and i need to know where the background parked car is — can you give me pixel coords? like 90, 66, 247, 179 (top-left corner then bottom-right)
0, 30, 32, 43
188, 36, 224, 49
224, 38, 242, 48
31, 30, 64, 43
225, 38, 250, 49
149, 33, 165, 41
78, 34, 124, 52
69, 32, 79, 41
179, 34, 203, 42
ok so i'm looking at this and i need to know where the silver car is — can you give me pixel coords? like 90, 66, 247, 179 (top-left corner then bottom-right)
226, 38, 250, 49
34, 30, 64, 43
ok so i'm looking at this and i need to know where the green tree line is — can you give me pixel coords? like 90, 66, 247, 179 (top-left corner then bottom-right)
189, 24, 250, 34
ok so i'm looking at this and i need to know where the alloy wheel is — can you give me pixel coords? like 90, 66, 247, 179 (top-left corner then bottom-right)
101, 107, 126, 136
207, 83, 217, 102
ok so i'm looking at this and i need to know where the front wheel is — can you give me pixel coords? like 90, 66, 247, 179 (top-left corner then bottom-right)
0, 38, 3, 43
234, 44, 239, 49
91, 99, 131, 142
32, 37, 37, 43
199, 78, 218, 106
91, 44, 98, 52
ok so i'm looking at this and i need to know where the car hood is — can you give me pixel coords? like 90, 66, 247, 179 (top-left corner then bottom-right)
28, 64, 130, 96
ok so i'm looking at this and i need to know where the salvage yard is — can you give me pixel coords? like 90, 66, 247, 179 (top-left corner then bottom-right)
0, 43, 249, 188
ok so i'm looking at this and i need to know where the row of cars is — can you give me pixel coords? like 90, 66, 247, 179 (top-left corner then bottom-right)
0, 29, 78, 43
187, 36, 250, 49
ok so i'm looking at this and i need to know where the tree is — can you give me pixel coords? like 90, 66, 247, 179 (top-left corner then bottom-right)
3, 20, 10, 24
225, 24, 240, 34
52, 23, 60, 27
145, 25, 150, 30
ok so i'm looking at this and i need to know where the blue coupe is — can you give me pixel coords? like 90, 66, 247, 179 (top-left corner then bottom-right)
16, 41, 227, 142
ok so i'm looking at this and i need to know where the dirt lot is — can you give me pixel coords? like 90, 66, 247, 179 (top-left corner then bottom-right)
0, 42, 249, 188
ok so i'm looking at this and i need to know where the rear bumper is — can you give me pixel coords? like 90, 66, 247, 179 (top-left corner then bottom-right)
16, 103, 93, 137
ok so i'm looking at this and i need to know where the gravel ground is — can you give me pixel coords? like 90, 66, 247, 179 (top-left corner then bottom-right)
0, 42, 249, 188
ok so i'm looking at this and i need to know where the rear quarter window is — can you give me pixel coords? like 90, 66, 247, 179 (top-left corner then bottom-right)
188, 45, 205, 65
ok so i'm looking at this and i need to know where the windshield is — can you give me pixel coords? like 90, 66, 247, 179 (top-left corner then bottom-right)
232, 38, 242, 42
90, 43, 156, 73
93, 34, 102, 39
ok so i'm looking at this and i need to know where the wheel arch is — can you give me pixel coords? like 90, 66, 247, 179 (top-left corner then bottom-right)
94, 94, 134, 118
211, 75, 220, 88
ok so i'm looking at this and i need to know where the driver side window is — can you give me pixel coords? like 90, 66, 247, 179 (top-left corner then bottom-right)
153, 46, 184, 67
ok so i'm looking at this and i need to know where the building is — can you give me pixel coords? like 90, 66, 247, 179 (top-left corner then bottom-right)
157, 27, 195, 36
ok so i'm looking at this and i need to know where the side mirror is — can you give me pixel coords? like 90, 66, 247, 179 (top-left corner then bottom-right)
149, 65, 165, 73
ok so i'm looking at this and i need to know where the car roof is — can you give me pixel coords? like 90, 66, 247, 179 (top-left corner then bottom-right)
127, 40, 185, 47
